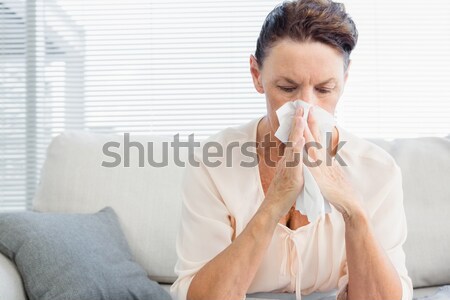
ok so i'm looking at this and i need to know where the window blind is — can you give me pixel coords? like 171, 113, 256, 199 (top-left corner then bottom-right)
1, 0, 449, 211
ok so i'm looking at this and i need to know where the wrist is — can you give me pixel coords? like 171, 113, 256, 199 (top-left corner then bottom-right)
342, 200, 368, 228
258, 196, 284, 225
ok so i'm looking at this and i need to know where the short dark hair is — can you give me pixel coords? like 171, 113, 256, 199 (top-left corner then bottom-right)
255, 0, 358, 70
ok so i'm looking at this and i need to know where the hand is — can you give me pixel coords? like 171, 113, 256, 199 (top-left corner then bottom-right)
302, 106, 363, 218
264, 107, 306, 221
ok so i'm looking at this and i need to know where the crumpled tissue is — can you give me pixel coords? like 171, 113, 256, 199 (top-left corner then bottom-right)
274, 99, 337, 223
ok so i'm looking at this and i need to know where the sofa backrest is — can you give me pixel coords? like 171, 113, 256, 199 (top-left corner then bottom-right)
367, 135, 450, 288
33, 131, 450, 288
33, 131, 188, 284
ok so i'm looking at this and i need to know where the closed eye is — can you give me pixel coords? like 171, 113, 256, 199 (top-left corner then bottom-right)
278, 86, 296, 93
316, 88, 332, 94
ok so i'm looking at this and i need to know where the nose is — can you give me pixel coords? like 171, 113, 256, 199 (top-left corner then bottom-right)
294, 88, 316, 105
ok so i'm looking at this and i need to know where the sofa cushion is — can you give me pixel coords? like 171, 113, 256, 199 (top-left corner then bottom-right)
33, 131, 187, 283
368, 136, 450, 288
0, 207, 171, 300
0, 252, 26, 300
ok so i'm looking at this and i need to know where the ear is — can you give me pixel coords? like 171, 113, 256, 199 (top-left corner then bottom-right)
344, 59, 352, 84
249, 54, 264, 94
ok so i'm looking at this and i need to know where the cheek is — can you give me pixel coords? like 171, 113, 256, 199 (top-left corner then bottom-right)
317, 92, 340, 114
266, 86, 291, 109
265, 88, 291, 132
317, 97, 337, 112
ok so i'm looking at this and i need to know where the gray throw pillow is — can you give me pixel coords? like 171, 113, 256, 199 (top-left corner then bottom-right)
0, 207, 171, 300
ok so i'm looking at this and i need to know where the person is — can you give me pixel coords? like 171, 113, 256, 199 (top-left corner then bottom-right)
170, 0, 413, 299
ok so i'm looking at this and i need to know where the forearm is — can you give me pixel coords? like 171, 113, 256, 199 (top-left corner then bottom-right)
343, 204, 403, 300
187, 200, 279, 300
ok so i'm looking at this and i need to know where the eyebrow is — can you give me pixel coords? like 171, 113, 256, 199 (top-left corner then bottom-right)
277, 76, 337, 85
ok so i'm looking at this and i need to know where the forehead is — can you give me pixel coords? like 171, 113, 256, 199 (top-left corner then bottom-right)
263, 39, 345, 82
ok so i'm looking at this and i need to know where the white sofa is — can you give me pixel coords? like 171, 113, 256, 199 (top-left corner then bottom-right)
1, 130, 449, 299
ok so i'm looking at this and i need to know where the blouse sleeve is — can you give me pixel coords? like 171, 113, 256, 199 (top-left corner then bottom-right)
170, 151, 234, 300
335, 261, 349, 300
335, 163, 413, 300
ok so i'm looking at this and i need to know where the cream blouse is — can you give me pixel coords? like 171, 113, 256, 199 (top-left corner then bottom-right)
170, 116, 413, 300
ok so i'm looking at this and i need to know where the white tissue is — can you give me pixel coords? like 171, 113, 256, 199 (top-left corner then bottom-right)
274, 99, 337, 223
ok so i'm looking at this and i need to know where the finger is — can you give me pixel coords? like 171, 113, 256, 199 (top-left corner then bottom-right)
287, 106, 304, 146
303, 114, 319, 161
302, 108, 315, 144
285, 107, 305, 166
303, 112, 325, 166
285, 107, 303, 155
307, 106, 321, 145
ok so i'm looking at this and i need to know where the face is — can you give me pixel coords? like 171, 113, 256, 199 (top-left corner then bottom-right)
250, 38, 350, 135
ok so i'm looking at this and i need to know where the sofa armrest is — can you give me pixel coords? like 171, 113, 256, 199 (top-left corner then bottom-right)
0, 252, 26, 300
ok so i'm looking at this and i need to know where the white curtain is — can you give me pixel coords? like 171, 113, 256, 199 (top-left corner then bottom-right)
1, 0, 449, 211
